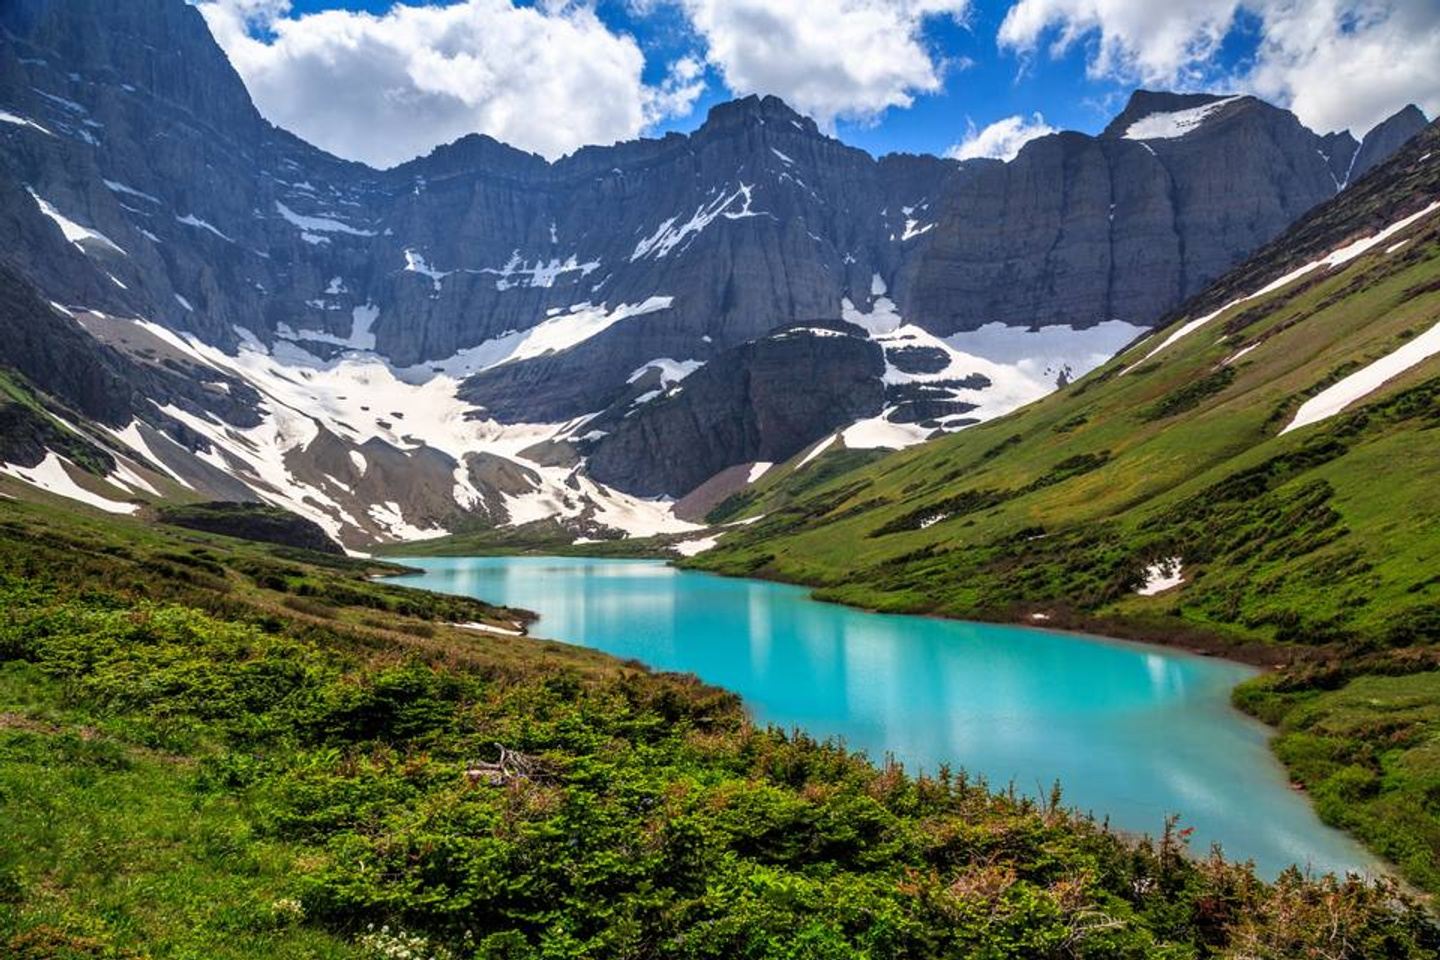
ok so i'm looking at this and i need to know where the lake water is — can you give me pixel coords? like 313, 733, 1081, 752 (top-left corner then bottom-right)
392, 555, 1380, 879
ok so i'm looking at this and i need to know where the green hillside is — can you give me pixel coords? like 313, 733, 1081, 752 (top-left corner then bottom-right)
5, 498, 1436, 957
688, 124, 1440, 892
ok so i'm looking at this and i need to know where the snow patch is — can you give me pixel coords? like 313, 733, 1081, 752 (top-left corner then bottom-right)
1283, 319, 1440, 433
1124, 96, 1242, 140
103, 179, 158, 204
403, 249, 450, 290
901, 219, 935, 241
0, 452, 137, 514
367, 501, 447, 541
28, 190, 126, 256
627, 357, 704, 385
275, 201, 375, 237
841, 414, 932, 450
672, 535, 720, 557
1137, 557, 1184, 596
796, 434, 837, 468
484, 251, 600, 291
453, 621, 524, 637
176, 213, 233, 243
747, 461, 773, 484
0, 109, 53, 135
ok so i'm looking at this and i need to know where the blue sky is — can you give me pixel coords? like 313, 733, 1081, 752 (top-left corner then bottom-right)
272, 0, 1234, 152
200, 1, 1438, 169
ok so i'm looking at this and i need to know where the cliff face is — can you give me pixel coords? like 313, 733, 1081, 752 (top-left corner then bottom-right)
0, 0, 1430, 541
584, 323, 886, 498
906, 92, 1354, 335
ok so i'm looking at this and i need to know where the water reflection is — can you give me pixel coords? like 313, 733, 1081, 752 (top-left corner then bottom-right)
393, 555, 1380, 879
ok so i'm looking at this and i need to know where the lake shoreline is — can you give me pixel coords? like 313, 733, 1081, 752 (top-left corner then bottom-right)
669, 557, 1308, 671
385, 553, 1389, 882
386, 542, 1301, 670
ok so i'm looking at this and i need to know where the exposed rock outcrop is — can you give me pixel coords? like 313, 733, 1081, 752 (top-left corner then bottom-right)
585, 323, 885, 497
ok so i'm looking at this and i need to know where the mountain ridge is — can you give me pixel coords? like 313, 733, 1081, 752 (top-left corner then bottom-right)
0, 0, 1430, 548
681, 120, 1440, 890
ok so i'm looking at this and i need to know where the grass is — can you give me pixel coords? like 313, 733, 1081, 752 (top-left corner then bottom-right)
1237, 671, 1440, 896
0, 499, 1436, 957
685, 126, 1440, 892
0, 668, 354, 960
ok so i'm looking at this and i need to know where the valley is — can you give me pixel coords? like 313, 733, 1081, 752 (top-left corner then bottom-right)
2, 0, 1439, 954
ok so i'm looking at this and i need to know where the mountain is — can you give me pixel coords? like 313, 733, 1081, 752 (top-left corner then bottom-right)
686, 122, 1440, 891
0, 0, 1429, 548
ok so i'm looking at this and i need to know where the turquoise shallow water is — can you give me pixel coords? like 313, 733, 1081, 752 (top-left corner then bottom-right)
392, 555, 1380, 879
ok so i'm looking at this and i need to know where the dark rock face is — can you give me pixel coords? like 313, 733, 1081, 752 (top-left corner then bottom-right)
1349, 105, 1430, 183
585, 323, 885, 497
156, 501, 345, 555
1, 5, 1426, 434
884, 345, 951, 375
905, 92, 1361, 335
0, 0, 1432, 519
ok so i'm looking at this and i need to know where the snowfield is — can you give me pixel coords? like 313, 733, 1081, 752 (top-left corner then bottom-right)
1123, 96, 1242, 140
1284, 319, 1440, 434
1129, 201, 1440, 369
0, 452, 137, 514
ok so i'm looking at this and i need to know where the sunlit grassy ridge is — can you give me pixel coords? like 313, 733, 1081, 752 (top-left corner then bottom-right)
687, 125, 1440, 893
1, 500, 1435, 957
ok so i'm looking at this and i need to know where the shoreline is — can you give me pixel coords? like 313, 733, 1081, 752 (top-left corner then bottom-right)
669, 555, 1311, 671
382, 550, 1400, 886
386, 542, 1312, 670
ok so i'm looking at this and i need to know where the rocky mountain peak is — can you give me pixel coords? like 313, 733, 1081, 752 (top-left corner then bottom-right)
1349, 103, 1431, 183
699, 94, 822, 139
1, 0, 263, 140
398, 131, 548, 180
1100, 90, 1240, 138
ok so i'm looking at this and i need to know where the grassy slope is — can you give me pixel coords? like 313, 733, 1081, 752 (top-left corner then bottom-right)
688, 127, 1440, 892
1, 501, 1436, 958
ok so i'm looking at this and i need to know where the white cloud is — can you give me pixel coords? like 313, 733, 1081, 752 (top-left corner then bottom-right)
1244, 0, 1440, 135
197, 0, 705, 167
947, 111, 1056, 160
998, 0, 1239, 87
677, 0, 972, 128
997, 0, 1439, 134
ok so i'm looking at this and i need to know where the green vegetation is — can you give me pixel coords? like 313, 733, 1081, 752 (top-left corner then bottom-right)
1236, 671, 1440, 896
686, 127, 1440, 891
2, 499, 1436, 957
157, 501, 346, 555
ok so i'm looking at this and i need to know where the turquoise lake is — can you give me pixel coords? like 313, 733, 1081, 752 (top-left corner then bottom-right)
392, 554, 1380, 880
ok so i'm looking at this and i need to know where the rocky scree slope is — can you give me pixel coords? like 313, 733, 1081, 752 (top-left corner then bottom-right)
0, 0, 1428, 547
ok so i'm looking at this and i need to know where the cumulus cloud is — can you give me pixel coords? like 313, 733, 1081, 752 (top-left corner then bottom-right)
677, 0, 972, 128
947, 112, 1056, 160
1245, 0, 1440, 135
997, 0, 1439, 134
998, 0, 1239, 87
197, 0, 705, 167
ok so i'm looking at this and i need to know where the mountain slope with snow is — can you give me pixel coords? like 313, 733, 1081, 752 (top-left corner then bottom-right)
687, 122, 1440, 893
0, 0, 1430, 549
691, 119, 1440, 649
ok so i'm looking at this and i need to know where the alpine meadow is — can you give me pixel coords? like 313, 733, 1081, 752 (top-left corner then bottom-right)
2, 1, 1440, 957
